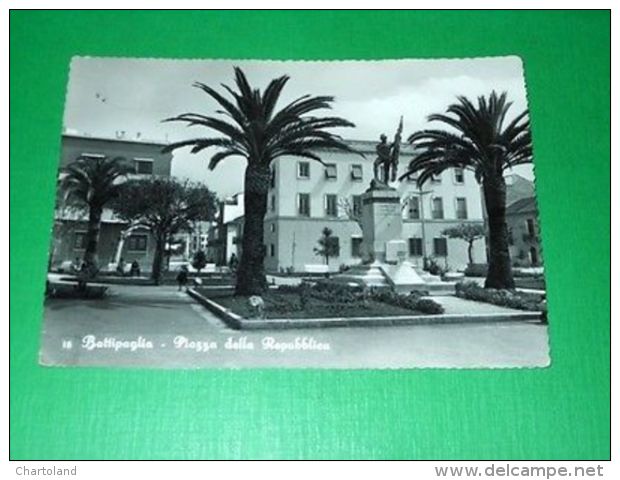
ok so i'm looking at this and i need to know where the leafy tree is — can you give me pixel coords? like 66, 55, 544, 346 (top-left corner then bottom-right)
401, 91, 532, 288
61, 155, 130, 271
192, 249, 208, 274
163, 67, 358, 295
442, 223, 486, 265
314, 227, 340, 266
111, 178, 216, 284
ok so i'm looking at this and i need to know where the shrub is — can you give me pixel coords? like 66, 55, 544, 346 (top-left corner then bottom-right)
277, 284, 300, 294
415, 298, 445, 314
277, 281, 445, 315
464, 263, 488, 277
369, 289, 444, 314
192, 250, 208, 273
455, 281, 545, 312
423, 257, 447, 276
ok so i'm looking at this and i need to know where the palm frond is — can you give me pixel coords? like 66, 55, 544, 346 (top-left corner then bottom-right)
402, 91, 532, 185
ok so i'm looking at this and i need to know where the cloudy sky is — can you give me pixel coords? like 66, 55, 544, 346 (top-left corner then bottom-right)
64, 56, 533, 197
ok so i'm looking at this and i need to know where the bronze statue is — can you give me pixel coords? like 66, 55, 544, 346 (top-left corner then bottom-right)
373, 117, 403, 185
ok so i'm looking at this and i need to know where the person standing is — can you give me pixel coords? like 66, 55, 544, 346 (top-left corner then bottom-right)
176, 265, 189, 291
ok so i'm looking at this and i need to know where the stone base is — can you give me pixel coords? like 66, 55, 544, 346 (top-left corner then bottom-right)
331, 260, 457, 295
330, 261, 390, 289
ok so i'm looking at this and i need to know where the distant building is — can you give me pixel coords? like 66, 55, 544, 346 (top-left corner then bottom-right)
505, 173, 535, 205
506, 196, 543, 267
263, 139, 487, 273
50, 133, 172, 272
207, 193, 244, 266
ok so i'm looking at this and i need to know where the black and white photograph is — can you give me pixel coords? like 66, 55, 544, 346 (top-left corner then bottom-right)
41, 56, 550, 368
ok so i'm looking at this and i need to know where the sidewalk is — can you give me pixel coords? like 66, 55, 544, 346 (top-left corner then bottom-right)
431, 295, 528, 315
40, 283, 550, 368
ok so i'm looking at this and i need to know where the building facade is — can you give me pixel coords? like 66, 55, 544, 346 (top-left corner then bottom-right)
263, 140, 487, 273
206, 193, 245, 266
506, 197, 543, 267
50, 133, 172, 273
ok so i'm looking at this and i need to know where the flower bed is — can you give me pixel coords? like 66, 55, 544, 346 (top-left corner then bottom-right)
195, 282, 444, 320
456, 281, 546, 314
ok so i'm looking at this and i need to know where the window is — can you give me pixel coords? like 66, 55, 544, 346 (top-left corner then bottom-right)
409, 237, 423, 256
325, 163, 337, 179
325, 194, 338, 217
298, 161, 310, 179
433, 238, 448, 257
73, 231, 87, 250
456, 197, 468, 219
351, 164, 363, 181
270, 166, 276, 189
352, 195, 363, 217
127, 234, 148, 252
431, 197, 444, 219
351, 237, 363, 258
331, 237, 340, 257
133, 158, 154, 175
431, 173, 442, 184
298, 193, 310, 217
270, 223, 276, 233
526, 218, 536, 236
270, 194, 276, 212
454, 168, 465, 184
408, 196, 420, 219
270, 243, 275, 257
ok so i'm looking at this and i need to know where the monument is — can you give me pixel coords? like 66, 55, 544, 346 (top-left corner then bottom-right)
332, 118, 432, 294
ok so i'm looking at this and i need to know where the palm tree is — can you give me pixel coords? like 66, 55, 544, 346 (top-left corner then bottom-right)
62, 155, 129, 271
401, 91, 532, 289
163, 67, 358, 295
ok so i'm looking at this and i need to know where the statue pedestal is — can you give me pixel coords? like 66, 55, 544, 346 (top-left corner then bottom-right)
360, 188, 402, 263
332, 185, 429, 294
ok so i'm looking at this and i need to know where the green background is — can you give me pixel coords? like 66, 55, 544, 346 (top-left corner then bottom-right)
10, 10, 610, 460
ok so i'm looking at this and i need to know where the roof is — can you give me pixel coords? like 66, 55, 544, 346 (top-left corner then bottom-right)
55, 207, 128, 224
62, 133, 169, 148
316, 140, 417, 156
506, 197, 538, 215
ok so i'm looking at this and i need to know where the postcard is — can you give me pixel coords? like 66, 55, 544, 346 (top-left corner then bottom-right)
41, 56, 549, 368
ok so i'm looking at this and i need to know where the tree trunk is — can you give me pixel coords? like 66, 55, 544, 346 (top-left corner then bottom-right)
83, 205, 103, 268
467, 240, 474, 265
235, 164, 270, 296
482, 176, 514, 289
151, 232, 166, 285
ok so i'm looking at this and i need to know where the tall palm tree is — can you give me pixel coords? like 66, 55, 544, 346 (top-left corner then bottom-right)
401, 91, 532, 289
62, 155, 129, 270
163, 67, 358, 295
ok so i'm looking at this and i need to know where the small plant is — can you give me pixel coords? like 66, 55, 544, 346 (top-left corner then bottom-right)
192, 250, 208, 274
314, 227, 340, 267
423, 256, 446, 276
